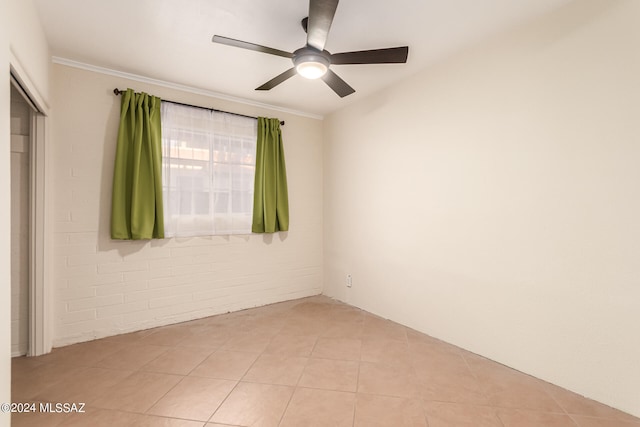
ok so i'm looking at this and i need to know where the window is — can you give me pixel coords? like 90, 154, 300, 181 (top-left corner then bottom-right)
161, 102, 257, 237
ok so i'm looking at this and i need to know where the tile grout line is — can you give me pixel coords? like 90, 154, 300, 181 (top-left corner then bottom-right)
352, 348, 363, 427
541, 382, 581, 426
459, 349, 491, 406
403, 326, 432, 427
275, 327, 321, 426
205, 314, 286, 425
331, 302, 359, 427
89, 337, 179, 417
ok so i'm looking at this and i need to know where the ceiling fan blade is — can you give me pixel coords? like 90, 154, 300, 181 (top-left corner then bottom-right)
212, 35, 293, 59
331, 46, 409, 65
256, 68, 297, 91
306, 0, 339, 51
321, 69, 355, 98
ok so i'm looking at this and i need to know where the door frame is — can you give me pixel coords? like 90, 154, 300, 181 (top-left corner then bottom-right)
10, 59, 51, 356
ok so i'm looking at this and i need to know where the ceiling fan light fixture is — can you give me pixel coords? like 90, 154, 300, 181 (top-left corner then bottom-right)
293, 52, 330, 79
296, 61, 328, 79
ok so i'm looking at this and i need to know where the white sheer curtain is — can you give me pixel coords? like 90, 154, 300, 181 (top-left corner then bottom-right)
161, 102, 257, 237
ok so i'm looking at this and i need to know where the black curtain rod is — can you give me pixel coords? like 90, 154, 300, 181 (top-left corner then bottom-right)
113, 88, 284, 126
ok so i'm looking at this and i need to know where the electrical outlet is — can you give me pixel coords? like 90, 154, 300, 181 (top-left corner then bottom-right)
346, 274, 352, 287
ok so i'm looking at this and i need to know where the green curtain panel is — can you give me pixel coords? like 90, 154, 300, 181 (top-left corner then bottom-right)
110, 89, 164, 240
252, 117, 290, 233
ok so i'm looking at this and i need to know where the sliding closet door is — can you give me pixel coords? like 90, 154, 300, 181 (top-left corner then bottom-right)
10, 85, 32, 357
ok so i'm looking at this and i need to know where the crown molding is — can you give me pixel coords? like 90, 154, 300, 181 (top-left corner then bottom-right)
52, 56, 324, 121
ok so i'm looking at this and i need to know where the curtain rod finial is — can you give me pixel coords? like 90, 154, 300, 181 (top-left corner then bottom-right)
114, 88, 122, 95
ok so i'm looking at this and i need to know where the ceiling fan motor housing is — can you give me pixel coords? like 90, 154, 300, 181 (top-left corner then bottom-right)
292, 47, 331, 79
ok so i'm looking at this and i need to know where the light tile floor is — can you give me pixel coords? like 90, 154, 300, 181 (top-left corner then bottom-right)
11, 296, 640, 426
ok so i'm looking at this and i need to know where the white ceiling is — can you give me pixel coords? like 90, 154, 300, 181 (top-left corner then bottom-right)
34, 0, 573, 117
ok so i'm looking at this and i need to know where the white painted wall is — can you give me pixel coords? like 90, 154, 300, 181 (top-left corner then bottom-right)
50, 63, 323, 346
323, 0, 640, 417
7, 0, 50, 109
1, 1, 12, 424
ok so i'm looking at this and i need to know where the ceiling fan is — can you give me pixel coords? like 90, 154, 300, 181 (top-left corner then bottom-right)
212, 0, 409, 98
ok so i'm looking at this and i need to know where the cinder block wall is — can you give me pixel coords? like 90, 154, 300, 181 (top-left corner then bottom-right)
51, 64, 324, 346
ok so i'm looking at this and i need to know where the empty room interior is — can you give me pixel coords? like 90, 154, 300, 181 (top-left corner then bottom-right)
2, 0, 640, 426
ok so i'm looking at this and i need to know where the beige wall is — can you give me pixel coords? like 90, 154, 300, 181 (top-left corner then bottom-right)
323, 0, 640, 416
50, 64, 323, 346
